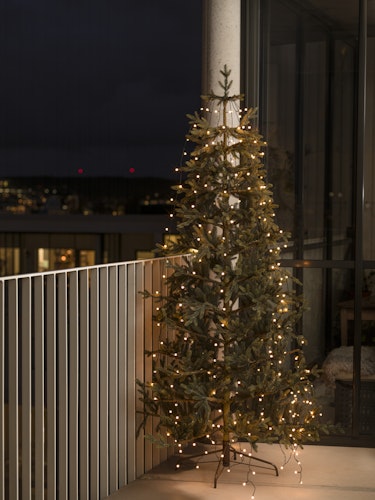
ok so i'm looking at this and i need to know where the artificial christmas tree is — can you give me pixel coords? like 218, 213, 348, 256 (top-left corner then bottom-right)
138, 66, 328, 485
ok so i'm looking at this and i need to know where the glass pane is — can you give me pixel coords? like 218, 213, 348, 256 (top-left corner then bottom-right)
258, 0, 375, 442
38, 248, 76, 272
264, 0, 356, 260
301, 267, 325, 364
330, 40, 355, 260
79, 250, 95, 267
0, 247, 20, 276
319, 267, 375, 438
316, 268, 351, 436
263, 1, 297, 236
302, 35, 327, 247
364, 37, 375, 260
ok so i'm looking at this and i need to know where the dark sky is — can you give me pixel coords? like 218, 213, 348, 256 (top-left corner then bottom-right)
0, 0, 202, 179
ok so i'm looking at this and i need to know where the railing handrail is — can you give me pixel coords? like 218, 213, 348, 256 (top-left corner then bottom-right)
0, 253, 189, 282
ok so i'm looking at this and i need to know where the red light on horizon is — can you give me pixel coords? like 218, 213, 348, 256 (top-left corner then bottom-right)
129, 167, 135, 174
77, 168, 84, 175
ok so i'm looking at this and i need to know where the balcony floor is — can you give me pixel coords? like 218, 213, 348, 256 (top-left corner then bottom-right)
107, 443, 375, 500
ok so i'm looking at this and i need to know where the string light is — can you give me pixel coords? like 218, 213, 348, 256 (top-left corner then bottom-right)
140, 68, 320, 499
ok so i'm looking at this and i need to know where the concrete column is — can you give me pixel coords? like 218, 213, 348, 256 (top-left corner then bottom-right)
202, 0, 241, 96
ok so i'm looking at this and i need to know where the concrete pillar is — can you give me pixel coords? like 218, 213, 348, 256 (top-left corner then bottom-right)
202, 0, 241, 96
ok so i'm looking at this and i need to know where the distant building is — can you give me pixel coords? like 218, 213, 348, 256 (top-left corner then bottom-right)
0, 177, 176, 275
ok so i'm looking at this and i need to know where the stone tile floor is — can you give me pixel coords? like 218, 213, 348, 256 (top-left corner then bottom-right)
107, 443, 375, 500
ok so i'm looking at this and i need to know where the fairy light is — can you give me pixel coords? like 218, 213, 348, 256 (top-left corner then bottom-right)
140, 74, 319, 500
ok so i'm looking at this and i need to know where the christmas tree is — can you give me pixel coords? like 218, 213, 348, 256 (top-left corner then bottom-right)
138, 66, 327, 479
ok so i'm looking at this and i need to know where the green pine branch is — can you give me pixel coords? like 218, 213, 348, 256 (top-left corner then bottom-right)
137, 66, 335, 459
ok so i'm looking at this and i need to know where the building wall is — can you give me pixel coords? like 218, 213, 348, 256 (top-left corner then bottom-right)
0, 214, 174, 275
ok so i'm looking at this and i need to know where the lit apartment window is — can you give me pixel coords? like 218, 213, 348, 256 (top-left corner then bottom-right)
38, 248, 75, 271
136, 250, 155, 260
0, 247, 20, 276
79, 250, 95, 267
38, 248, 95, 272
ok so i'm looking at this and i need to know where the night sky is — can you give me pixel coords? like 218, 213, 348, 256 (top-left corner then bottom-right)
0, 0, 202, 179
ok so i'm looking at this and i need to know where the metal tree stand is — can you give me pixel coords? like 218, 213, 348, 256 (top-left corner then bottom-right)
175, 440, 278, 489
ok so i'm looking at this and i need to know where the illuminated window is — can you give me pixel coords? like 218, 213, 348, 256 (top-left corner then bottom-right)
79, 250, 95, 267
38, 248, 76, 272
0, 247, 20, 276
136, 250, 155, 260
38, 248, 95, 271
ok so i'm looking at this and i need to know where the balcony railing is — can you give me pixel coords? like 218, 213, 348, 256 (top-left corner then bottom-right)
0, 256, 184, 500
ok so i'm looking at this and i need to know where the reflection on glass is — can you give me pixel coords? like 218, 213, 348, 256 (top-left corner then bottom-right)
263, 0, 355, 259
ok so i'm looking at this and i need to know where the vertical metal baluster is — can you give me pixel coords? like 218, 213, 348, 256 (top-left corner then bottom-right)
109, 266, 119, 493
90, 269, 100, 499
99, 267, 109, 498
46, 274, 57, 500
58, 273, 68, 500
69, 271, 79, 499
143, 260, 153, 473
34, 276, 44, 499
22, 277, 32, 500
135, 262, 145, 477
127, 263, 137, 482
164, 257, 175, 459
80, 269, 89, 500
118, 264, 127, 488
8, 279, 19, 500
151, 260, 162, 469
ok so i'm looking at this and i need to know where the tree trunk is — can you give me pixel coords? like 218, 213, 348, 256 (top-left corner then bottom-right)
222, 440, 230, 467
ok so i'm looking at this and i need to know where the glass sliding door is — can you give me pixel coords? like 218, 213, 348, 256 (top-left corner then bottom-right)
243, 0, 375, 444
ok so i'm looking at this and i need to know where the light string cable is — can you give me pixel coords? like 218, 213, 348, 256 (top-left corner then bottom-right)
236, 444, 257, 499
175, 438, 224, 470
167, 100, 260, 498
279, 443, 303, 484
168, 100, 223, 236
212, 441, 258, 499
163, 127, 192, 239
